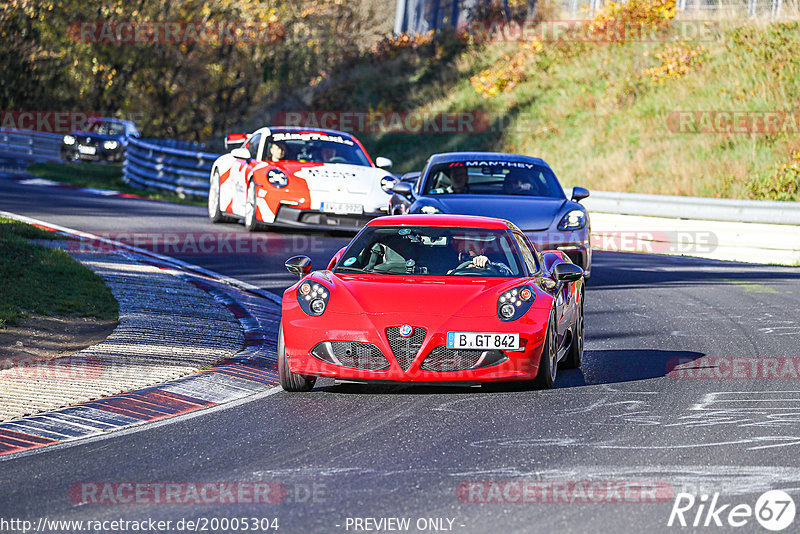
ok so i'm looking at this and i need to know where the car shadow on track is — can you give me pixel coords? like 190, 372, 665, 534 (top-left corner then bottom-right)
312, 349, 704, 395
587, 251, 800, 291
555, 348, 704, 388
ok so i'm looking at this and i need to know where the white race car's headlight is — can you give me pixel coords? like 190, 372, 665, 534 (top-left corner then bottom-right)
297, 281, 330, 316
103, 140, 119, 150
381, 176, 396, 193
63, 135, 76, 145
497, 285, 535, 321
419, 205, 441, 214
557, 209, 586, 231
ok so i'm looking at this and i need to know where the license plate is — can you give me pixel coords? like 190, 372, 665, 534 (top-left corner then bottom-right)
447, 332, 520, 350
322, 202, 362, 215
78, 145, 96, 155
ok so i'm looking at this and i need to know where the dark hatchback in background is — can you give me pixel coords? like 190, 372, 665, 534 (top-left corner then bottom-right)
389, 152, 592, 275
61, 118, 140, 162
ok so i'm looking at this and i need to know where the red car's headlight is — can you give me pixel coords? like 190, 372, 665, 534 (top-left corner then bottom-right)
497, 285, 535, 321
297, 281, 329, 316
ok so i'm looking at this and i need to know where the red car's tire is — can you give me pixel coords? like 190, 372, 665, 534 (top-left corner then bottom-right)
278, 325, 316, 392
532, 309, 558, 389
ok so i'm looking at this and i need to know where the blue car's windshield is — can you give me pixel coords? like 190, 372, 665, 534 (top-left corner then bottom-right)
334, 226, 523, 277
423, 161, 564, 198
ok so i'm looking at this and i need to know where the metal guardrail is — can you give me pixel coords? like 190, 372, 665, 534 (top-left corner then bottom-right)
122, 137, 219, 198
582, 190, 800, 225
2, 126, 796, 224
0, 128, 63, 162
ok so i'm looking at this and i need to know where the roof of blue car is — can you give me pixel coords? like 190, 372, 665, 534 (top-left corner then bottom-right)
427, 152, 549, 167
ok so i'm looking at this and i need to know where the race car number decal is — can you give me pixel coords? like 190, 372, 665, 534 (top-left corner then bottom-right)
447, 332, 520, 350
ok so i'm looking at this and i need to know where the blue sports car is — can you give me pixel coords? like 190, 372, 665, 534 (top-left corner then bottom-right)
389, 152, 591, 275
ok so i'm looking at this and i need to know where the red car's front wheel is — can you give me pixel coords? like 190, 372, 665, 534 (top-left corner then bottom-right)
278, 325, 316, 392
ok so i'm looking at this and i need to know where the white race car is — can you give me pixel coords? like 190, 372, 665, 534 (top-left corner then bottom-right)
208, 126, 396, 230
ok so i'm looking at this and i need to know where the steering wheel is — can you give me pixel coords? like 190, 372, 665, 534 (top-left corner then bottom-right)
327, 156, 348, 163
449, 260, 503, 275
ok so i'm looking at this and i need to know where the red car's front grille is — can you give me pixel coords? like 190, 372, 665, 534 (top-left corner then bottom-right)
385, 327, 426, 371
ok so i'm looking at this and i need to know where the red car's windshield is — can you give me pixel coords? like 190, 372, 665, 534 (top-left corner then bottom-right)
335, 226, 523, 277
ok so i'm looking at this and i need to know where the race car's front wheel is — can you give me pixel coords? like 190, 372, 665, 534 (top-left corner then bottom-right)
208, 170, 232, 223
532, 309, 558, 389
278, 325, 316, 392
244, 180, 261, 232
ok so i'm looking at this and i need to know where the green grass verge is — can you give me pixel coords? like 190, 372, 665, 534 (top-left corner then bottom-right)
27, 162, 205, 206
0, 218, 119, 328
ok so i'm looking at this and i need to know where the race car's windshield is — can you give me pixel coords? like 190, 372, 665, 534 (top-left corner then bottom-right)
267, 131, 371, 166
423, 161, 564, 198
85, 120, 126, 136
335, 226, 523, 277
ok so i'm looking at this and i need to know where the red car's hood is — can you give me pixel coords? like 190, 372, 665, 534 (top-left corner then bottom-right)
320, 273, 519, 318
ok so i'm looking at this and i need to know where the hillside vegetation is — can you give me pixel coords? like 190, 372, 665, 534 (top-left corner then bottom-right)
303, 3, 800, 200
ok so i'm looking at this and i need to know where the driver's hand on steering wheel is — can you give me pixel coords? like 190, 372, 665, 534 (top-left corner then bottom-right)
471, 255, 490, 268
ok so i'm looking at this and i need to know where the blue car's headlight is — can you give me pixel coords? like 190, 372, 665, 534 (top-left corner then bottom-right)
558, 209, 586, 231
297, 281, 329, 316
497, 285, 535, 321
103, 140, 119, 150
63, 135, 76, 145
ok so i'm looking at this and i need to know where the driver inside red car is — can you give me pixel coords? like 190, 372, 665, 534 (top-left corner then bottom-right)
450, 237, 513, 275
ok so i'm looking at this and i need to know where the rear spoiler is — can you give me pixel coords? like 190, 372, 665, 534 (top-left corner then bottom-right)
224, 133, 248, 150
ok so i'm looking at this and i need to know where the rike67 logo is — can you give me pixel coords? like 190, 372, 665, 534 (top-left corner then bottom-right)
668, 490, 796, 531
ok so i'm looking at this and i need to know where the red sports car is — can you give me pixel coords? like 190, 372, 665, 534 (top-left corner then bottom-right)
279, 215, 585, 391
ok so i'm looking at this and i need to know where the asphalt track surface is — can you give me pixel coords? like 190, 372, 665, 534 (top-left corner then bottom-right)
2, 173, 800, 533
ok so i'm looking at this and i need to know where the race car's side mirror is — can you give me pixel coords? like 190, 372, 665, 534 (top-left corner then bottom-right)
392, 181, 413, 197
375, 157, 393, 168
231, 147, 251, 160
554, 262, 584, 283
571, 187, 590, 202
285, 256, 313, 278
